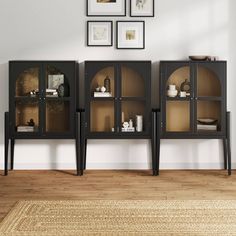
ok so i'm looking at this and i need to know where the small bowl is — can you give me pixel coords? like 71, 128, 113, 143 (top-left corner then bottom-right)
189, 56, 210, 61
167, 90, 178, 97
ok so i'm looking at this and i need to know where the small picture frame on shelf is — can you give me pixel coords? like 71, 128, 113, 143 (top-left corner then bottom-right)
87, 21, 113, 46
116, 21, 145, 49
87, 0, 126, 16
130, 0, 154, 17
48, 75, 64, 89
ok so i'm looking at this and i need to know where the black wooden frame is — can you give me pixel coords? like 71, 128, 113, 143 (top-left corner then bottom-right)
87, 21, 113, 47
116, 21, 145, 49
86, 0, 126, 17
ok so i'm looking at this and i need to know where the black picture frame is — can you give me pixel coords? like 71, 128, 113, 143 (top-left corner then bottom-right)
116, 21, 145, 49
87, 0, 126, 17
87, 21, 113, 47
130, 0, 154, 17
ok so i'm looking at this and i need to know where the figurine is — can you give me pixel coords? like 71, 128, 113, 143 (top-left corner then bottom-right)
27, 119, 35, 126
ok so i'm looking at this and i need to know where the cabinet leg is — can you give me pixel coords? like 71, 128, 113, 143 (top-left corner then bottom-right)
151, 111, 157, 176
4, 112, 9, 176
10, 139, 15, 170
83, 139, 87, 170
223, 138, 228, 170
226, 112, 231, 176
4, 140, 9, 176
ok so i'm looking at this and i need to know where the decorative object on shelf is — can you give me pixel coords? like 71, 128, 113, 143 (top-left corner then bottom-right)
189, 56, 210, 61
27, 119, 35, 126
197, 118, 218, 125
48, 75, 64, 89
167, 84, 178, 97
122, 121, 135, 132
58, 83, 69, 97
104, 76, 111, 92
29, 89, 39, 97
46, 88, 58, 97
87, 21, 113, 47
116, 21, 145, 49
179, 91, 187, 98
87, 0, 126, 16
136, 115, 143, 132
129, 119, 133, 128
96, 87, 100, 92
130, 0, 154, 17
100, 86, 106, 93
180, 79, 191, 94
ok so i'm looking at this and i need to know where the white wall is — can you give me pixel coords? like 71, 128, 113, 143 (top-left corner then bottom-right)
0, 0, 235, 170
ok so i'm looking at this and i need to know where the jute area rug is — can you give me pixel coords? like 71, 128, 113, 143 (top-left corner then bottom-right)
0, 200, 236, 235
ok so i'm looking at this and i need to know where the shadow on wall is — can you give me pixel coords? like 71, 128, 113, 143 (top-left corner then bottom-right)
0, 63, 8, 147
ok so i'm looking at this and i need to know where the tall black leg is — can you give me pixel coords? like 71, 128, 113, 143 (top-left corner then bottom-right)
226, 112, 231, 176
4, 112, 10, 176
156, 111, 161, 176
223, 138, 228, 170
10, 139, 15, 170
151, 110, 157, 176
75, 112, 81, 176
83, 139, 87, 170
79, 111, 86, 176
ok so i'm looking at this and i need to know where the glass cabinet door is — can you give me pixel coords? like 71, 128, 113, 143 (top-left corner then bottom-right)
164, 65, 193, 133
120, 64, 148, 134
14, 66, 40, 133
44, 63, 73, 134
196, 64, 223, 133
89, 65, 115, 133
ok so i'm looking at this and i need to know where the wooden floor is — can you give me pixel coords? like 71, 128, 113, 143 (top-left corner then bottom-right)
0, 170, 235, 222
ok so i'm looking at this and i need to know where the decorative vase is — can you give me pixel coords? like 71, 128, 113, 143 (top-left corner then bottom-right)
58, 83, 69, 97
104, 76, 111, 93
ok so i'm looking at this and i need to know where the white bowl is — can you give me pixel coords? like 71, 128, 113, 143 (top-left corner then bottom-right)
167, 90, 178, 97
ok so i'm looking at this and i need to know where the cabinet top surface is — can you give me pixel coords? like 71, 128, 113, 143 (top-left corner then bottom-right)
160, 60, 227, 63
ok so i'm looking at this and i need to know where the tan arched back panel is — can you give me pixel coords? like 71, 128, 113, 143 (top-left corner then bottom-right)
166, 66, 190, 91
15, 68, 39, 97
121, 66, 145, 97
197, 67, 221, 97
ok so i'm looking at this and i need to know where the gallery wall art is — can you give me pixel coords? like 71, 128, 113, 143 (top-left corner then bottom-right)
86, 0, 154, 49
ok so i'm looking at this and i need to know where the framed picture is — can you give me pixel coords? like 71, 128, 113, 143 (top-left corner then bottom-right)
87, 0, 126, 16
87, 21, 113, 46
48, 75, 64, 89
130, 0, 154, 17
116, 21, 145, 49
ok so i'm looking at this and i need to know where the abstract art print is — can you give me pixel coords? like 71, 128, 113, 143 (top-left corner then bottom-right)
116, 21, 145, 49
130, 0, 154, 17
87, 0, 126, 16
87, 21, 113, 46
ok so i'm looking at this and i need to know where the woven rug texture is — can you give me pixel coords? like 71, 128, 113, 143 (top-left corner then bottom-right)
0, 200, 236, 235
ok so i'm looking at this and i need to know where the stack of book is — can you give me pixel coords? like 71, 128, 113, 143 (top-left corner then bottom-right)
197, 118, 218, 131
94, 92, 112, 97
17, 126, 35, 132
122, 127, 135, 132
197, 124, 217, 131
46, 89, 58, 97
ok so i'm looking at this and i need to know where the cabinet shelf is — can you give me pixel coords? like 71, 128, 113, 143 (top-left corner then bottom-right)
166, 97, 190, 101
121, 97, 146, 101
197, 96, 222, 101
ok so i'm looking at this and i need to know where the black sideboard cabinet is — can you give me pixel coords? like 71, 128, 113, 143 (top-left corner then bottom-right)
159, 61, 231, 175
4, 61, 83, 176
80, 61, 160, 175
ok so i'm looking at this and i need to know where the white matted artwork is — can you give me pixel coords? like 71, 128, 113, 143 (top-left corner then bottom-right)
116, 21, 145, 49
87, 21, 113, 46
87, 0, 126, 16
130, 0, 154, 17
48, 75, 64, 89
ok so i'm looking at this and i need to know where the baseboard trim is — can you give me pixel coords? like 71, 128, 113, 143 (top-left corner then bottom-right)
1, 162, 235, 170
